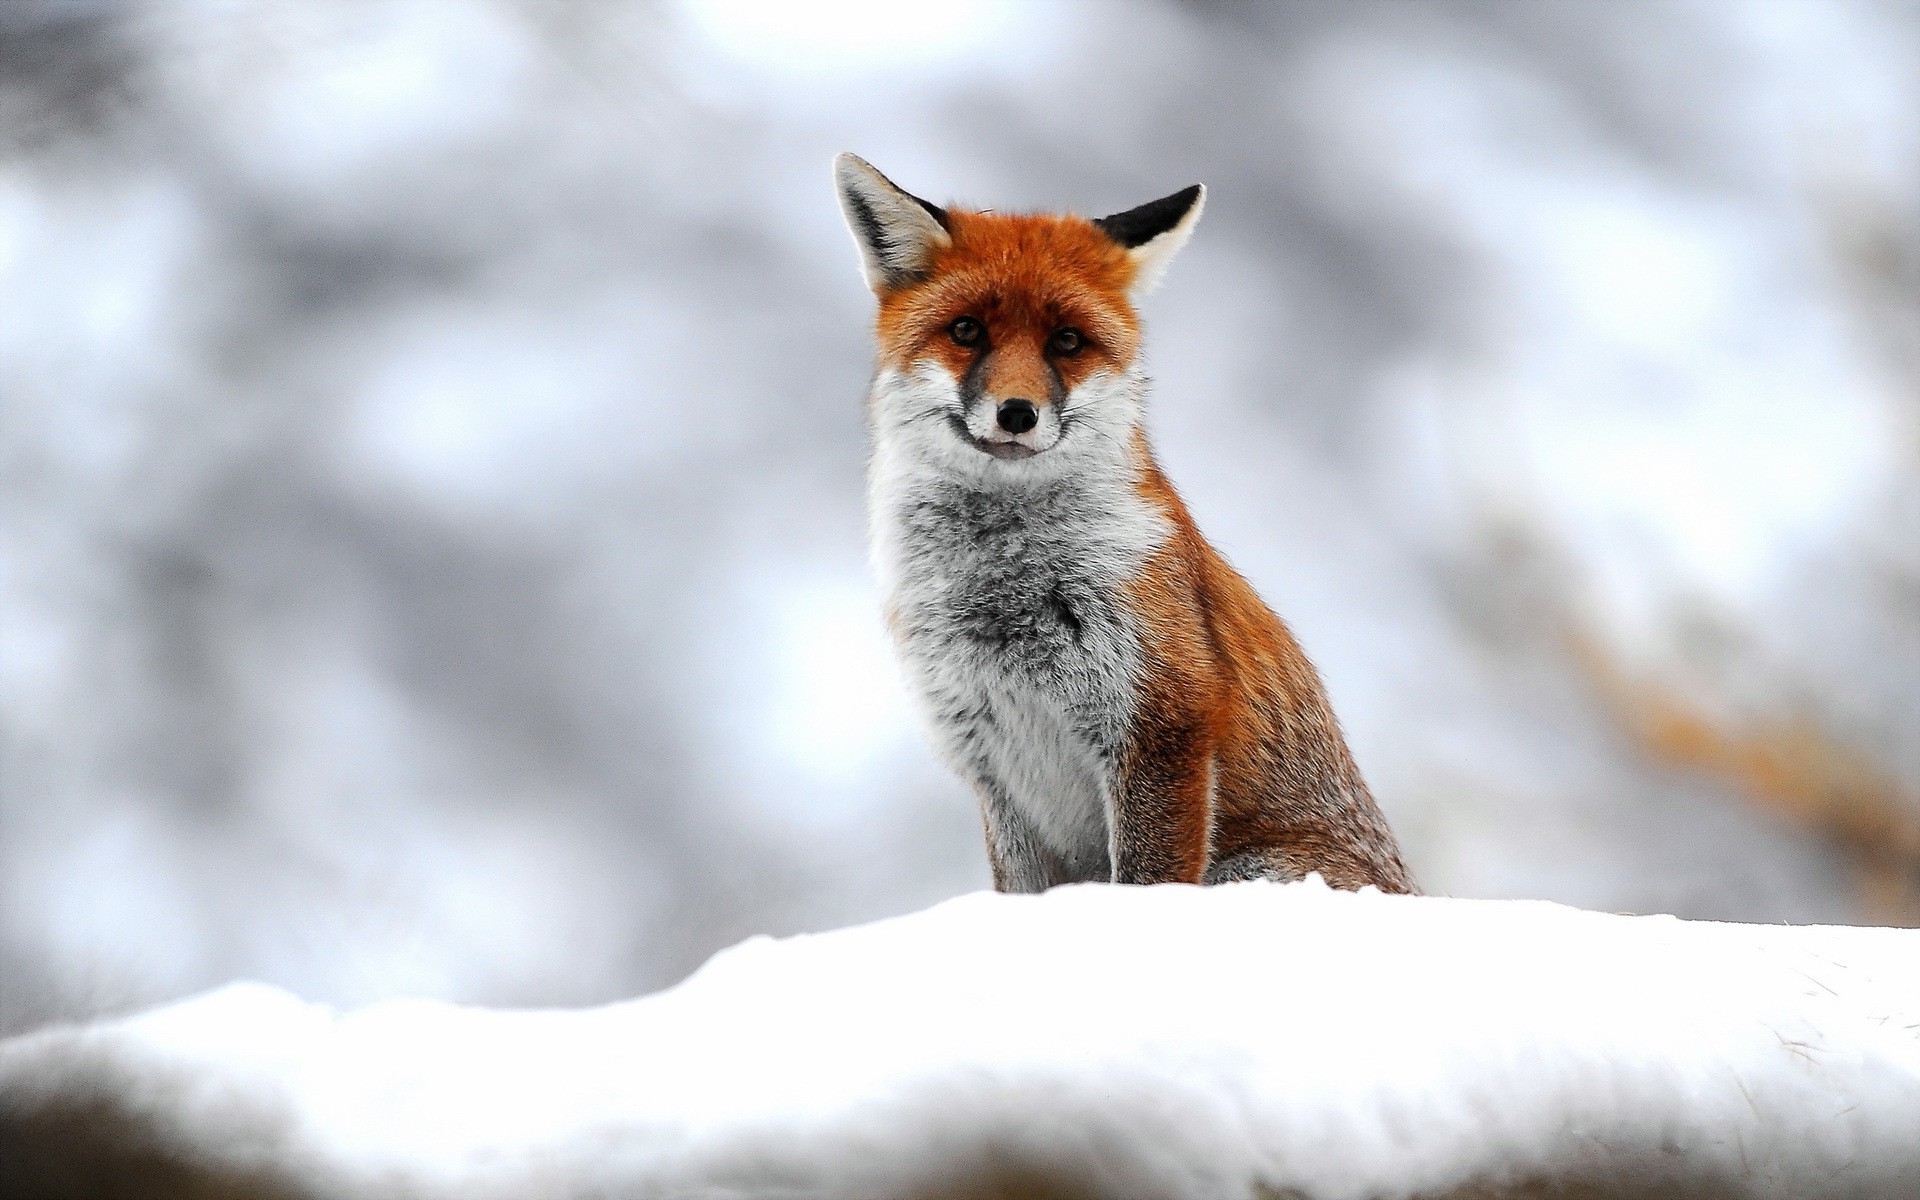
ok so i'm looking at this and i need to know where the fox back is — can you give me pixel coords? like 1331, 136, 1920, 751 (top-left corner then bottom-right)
836, 155, 1413, 894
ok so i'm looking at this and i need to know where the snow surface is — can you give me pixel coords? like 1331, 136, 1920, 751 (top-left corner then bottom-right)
4, 880, 1918, 1199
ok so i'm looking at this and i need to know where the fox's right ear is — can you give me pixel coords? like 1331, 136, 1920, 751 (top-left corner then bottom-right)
834, 154, 952, 296
1095, 184, 1205, 298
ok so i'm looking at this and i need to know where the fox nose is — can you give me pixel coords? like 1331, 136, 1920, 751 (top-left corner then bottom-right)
996, 398, 1038, 434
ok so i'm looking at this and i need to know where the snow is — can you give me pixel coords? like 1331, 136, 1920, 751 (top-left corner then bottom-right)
5, 881, 1918, 1198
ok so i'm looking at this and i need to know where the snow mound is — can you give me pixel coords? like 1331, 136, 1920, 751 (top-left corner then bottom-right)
4, 880, 1918, 1198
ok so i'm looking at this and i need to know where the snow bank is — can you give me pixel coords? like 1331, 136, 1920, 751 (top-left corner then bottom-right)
4, 881, 1918, 1199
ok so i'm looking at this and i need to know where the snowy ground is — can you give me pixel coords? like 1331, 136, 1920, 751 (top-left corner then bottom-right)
5, 881, 1919, 1200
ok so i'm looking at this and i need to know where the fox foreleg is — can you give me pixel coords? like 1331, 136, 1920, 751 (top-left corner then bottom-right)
978, 784, 1073, 894
1108, 720, 1214, 885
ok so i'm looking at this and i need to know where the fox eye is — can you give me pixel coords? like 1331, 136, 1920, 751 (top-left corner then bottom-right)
1049, 327, 1084, 357
950, 317, 984, 346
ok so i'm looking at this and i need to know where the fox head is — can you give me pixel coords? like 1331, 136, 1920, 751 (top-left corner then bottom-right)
835, 154, 1202, 476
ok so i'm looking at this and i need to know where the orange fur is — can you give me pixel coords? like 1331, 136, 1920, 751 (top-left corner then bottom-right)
1124, 432, 1410, 891
875, 211, 1140, 399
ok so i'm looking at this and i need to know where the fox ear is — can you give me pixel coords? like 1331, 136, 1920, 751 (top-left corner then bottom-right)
834, 154, 953, 295
1094, 184, 1205, 297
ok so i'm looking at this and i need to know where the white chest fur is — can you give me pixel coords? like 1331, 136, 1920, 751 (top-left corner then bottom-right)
867, 367, 1168, 875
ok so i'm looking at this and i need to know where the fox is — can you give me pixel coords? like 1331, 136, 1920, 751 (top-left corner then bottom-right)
835, 154, 1415, 894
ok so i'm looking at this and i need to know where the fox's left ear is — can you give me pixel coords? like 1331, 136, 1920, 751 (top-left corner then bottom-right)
1095, 184, 1205, 297
835, 153, 953, 296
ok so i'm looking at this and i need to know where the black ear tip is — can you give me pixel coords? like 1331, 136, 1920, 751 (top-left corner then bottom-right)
1093, 184, 1206, 250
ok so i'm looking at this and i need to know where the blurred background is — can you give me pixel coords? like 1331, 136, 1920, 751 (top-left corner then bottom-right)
3, 0, 1917, 1035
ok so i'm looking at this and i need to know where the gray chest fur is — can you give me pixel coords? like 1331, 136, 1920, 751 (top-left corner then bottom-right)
877, 470, 1166, 875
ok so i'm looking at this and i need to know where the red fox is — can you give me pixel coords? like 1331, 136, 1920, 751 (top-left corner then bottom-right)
835, 155, 1415, 894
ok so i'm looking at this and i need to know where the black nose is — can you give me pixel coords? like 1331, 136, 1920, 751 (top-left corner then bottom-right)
996, 398, 1038, 434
